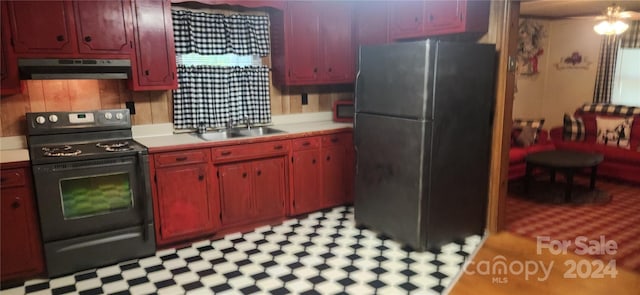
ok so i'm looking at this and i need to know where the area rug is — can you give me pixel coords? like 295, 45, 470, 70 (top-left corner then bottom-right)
509, 177, 611, 205
506, 176, 640, 273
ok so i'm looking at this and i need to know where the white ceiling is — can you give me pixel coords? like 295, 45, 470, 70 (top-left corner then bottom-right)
520, 0, 640, 18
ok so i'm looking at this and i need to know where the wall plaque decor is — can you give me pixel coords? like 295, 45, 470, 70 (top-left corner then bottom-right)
555, 52, 593, 70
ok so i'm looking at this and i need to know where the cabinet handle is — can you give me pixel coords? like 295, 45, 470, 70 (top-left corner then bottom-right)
415, 17, 419, 23
429, 14, 434, 22
242, 172, 247, 178
312, 159, 316, 164
221, 151, 232, 156
274, 145, 283, 150
328, 67, 332, 73
11, 197, 21, 209
84, 36, 92, 42
175, 157, 188, 161
56, 35, 65, 42
302, 142, 311, 147
198, 174, 204, 181
257, 170, 262, 176
326, 156, 331, 161
145, 70, 150, 76
313, 67, 318, 73
331, 137, 339, 143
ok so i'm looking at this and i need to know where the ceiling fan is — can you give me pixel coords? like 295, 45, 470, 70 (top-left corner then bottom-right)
570, 3, 640, 35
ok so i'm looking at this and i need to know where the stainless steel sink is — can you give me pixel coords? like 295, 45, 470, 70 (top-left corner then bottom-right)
193, 126, 285, 141
235, 126, 285, 137
194, 130, 244, 141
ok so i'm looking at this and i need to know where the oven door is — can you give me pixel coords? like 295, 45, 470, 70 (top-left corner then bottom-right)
32, 156, 149, 242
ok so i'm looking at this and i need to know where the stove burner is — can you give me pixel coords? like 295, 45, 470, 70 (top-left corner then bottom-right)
96, 141, 133, 152
42, 145, 82, 157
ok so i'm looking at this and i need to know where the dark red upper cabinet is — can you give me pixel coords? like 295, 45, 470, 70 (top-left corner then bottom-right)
388, 1, 425, 40
74, 0, 133, 54
272, 1, 354, 86
424, 0, 490, 36
319, 2, 354, 83
8, 1, 76, 55
354, 1, 389, 47
1, 2, 20, 96
388, 0, 490, 40
130, 0, 177, 90
7, 0, 135, 57
285, 2, 320, 84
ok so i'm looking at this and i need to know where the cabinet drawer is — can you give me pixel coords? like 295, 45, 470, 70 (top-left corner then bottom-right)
155, 149, 209, 167
292, 137, 321, 151
322, 133, 352, 147
1, 168, 26, 188
213, 140, 290, 162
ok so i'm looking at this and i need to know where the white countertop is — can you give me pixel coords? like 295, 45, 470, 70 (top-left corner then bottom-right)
0, 112, 353, 163
135, 120, 353, 149
0, 149, 30, 164
0, 136, 29, 164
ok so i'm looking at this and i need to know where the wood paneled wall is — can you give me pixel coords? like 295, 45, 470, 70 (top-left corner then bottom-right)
0, 80, 172, 137
270, 84, 354, 116
0, 79, 353, 137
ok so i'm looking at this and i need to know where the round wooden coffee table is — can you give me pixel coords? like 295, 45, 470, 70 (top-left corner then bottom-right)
524, 150, 604, 202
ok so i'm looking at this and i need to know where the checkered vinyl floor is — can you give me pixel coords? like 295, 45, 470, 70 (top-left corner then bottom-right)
2, 206, 482, 295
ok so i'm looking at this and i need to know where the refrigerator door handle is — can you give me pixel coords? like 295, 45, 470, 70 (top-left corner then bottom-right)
354, 70, 361, 126
354, 145, 358, 176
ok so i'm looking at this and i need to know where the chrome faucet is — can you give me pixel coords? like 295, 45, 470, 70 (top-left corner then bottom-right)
244, 116, 253, 130
197, 122, 207, 134
226, 118, 235, 129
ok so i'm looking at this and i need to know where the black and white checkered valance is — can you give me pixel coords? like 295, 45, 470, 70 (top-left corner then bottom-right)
173, 65, 271, 129
579, 103, 640, 116
172, 10, 270, 56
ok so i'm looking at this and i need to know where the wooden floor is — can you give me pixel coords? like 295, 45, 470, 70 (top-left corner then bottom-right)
449, 232, 640, 295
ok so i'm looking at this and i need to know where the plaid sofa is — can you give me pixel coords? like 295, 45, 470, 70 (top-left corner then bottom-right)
549, 104, 640, 184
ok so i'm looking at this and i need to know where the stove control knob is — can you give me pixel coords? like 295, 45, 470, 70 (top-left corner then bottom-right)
115, 113, 124, 120
104, 112, 113, 120
35, 116, 46, 124
48, 114, 59, 123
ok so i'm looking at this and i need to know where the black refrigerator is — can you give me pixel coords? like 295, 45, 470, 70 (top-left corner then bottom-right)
354, 40, 496, 251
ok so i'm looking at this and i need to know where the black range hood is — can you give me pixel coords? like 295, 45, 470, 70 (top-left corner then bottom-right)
18, 58, 131, 80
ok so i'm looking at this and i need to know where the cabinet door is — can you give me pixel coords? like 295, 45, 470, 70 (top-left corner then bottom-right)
424, 0, 463, 34
1, 2, 20, 95
291, 149, 322, 215
354, 1, 389, 47
8, 1, 75, 54
218, 162, 253, 225
252, 157, 286, 220
156, 164, 215, 240
131, 0, 177, 90
323, 146, 348, 208
74, 0, 132, 54
286, 2, 320, 84
1, 187, 44, 281
319, 2, 354, 83
388, 1, 425, 40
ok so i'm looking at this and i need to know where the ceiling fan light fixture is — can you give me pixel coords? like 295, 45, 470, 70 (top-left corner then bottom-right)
594, 19, 629, 35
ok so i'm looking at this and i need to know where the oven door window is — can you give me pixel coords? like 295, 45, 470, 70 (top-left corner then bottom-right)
60, 172, 133, 219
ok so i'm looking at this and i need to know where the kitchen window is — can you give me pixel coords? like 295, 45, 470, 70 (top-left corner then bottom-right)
171, 9, 271, 129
